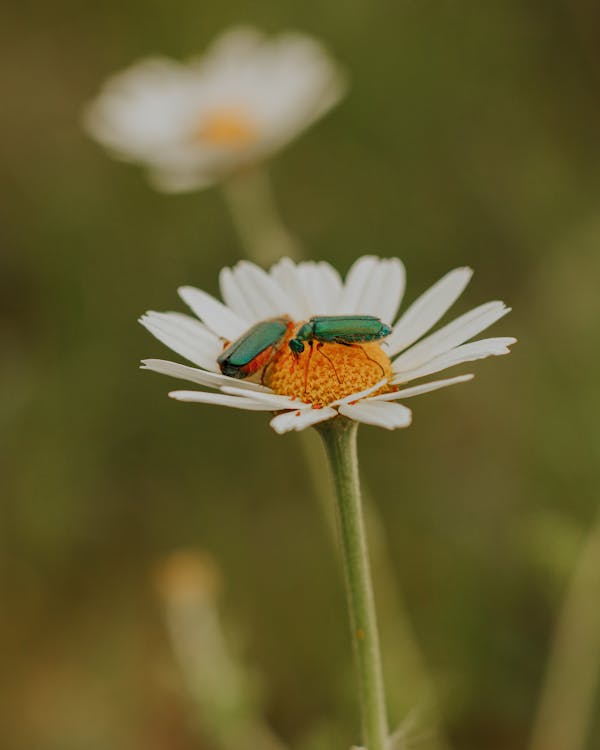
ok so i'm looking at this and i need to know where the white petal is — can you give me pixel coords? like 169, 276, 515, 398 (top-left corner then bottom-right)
338, 401, 412, 430
83, 57, 196, 159
178, 286, 249, 340
140, 358, 271, 392
269, 257, 313, 319
314, 261, 344, 313
220, 385, 306, 410
297, 261, 343, 315
369, 374, 474, 401
330, 377, 388, 406
370, 258, 406, 322
202, 26, 265, 65
219, 266, 258, 321
222, 261, 283, 322
232, 261, 292, 318
250, 32, 346, 133
338, 257, 405, 320
392, 304, 511, 373
139, 311, 221, 370
168, 390, 274, 410
386, 267, 473, 356
392, 337, 516, 383
270, 406, 337, 433
338, 256, 380, 313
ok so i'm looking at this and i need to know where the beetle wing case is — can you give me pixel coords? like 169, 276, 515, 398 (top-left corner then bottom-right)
310, 315, 391, 343
217, 316, 290, 378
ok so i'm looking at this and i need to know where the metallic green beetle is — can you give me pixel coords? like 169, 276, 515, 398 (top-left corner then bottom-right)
288, 315, 392, 356
218, 317, 290, 379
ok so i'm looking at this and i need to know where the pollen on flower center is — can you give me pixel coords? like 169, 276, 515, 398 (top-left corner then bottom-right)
264, 330, 394, 408
194, 108, 258, 146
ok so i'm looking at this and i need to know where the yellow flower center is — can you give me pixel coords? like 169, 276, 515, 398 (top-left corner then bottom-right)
194, 108, 258, 147
264, 329, 395, 408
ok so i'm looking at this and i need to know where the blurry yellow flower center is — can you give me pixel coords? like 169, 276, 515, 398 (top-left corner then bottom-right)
264, 331, 394, 408
194, 108, 258, 146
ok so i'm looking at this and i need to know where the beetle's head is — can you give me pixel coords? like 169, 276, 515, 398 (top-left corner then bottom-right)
288, 338, 305, 356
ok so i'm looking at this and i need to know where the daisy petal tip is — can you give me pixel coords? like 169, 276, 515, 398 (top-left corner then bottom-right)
495, 303, 512, 320
269, 406, 336, 434
167, 389, 206, 403
270, 419, 290, 436
448, 266, 474, 285
177, 285, 197, 301
497, 337, 517, 352
395, 409, 413, 429
168, 389, 205, 402
138, 311, 160, 327
139, 358, 164, 370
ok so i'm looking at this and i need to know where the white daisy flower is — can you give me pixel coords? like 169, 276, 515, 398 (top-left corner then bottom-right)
140, 256, 516, 434
84, 27, 346, 192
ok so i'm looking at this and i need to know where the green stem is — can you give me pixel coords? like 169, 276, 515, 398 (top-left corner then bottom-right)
221, 167, 300, 265
318, 417, 389, 750
220, 170, 447, 748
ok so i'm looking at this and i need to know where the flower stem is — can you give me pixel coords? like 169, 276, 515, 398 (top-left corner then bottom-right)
318, 417, 389, 750
220, 173, 445, 747
221, 167, 300, 265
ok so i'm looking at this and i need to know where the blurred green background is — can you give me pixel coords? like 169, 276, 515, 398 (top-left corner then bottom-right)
3, 1, 600, 749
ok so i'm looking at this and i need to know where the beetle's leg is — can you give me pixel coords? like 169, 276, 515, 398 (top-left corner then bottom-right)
290, 346, 301, 374
304, 340, 315, 397
351, 343, 386, 376
316, 342, 341, 384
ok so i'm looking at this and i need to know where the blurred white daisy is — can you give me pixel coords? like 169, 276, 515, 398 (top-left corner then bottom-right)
84, 27, 346, 192
140, 256, 516, 433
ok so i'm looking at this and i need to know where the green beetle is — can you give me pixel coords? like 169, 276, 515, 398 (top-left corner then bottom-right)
217, 317, 291, 380
288, 315, 392, 355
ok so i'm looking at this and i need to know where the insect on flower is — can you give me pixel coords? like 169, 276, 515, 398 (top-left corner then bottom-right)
218, 314, 393, 389
140, 256, 516, 433
289, 315, 392, 354
217, 316, 291, 382
288, 315, 393, 385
